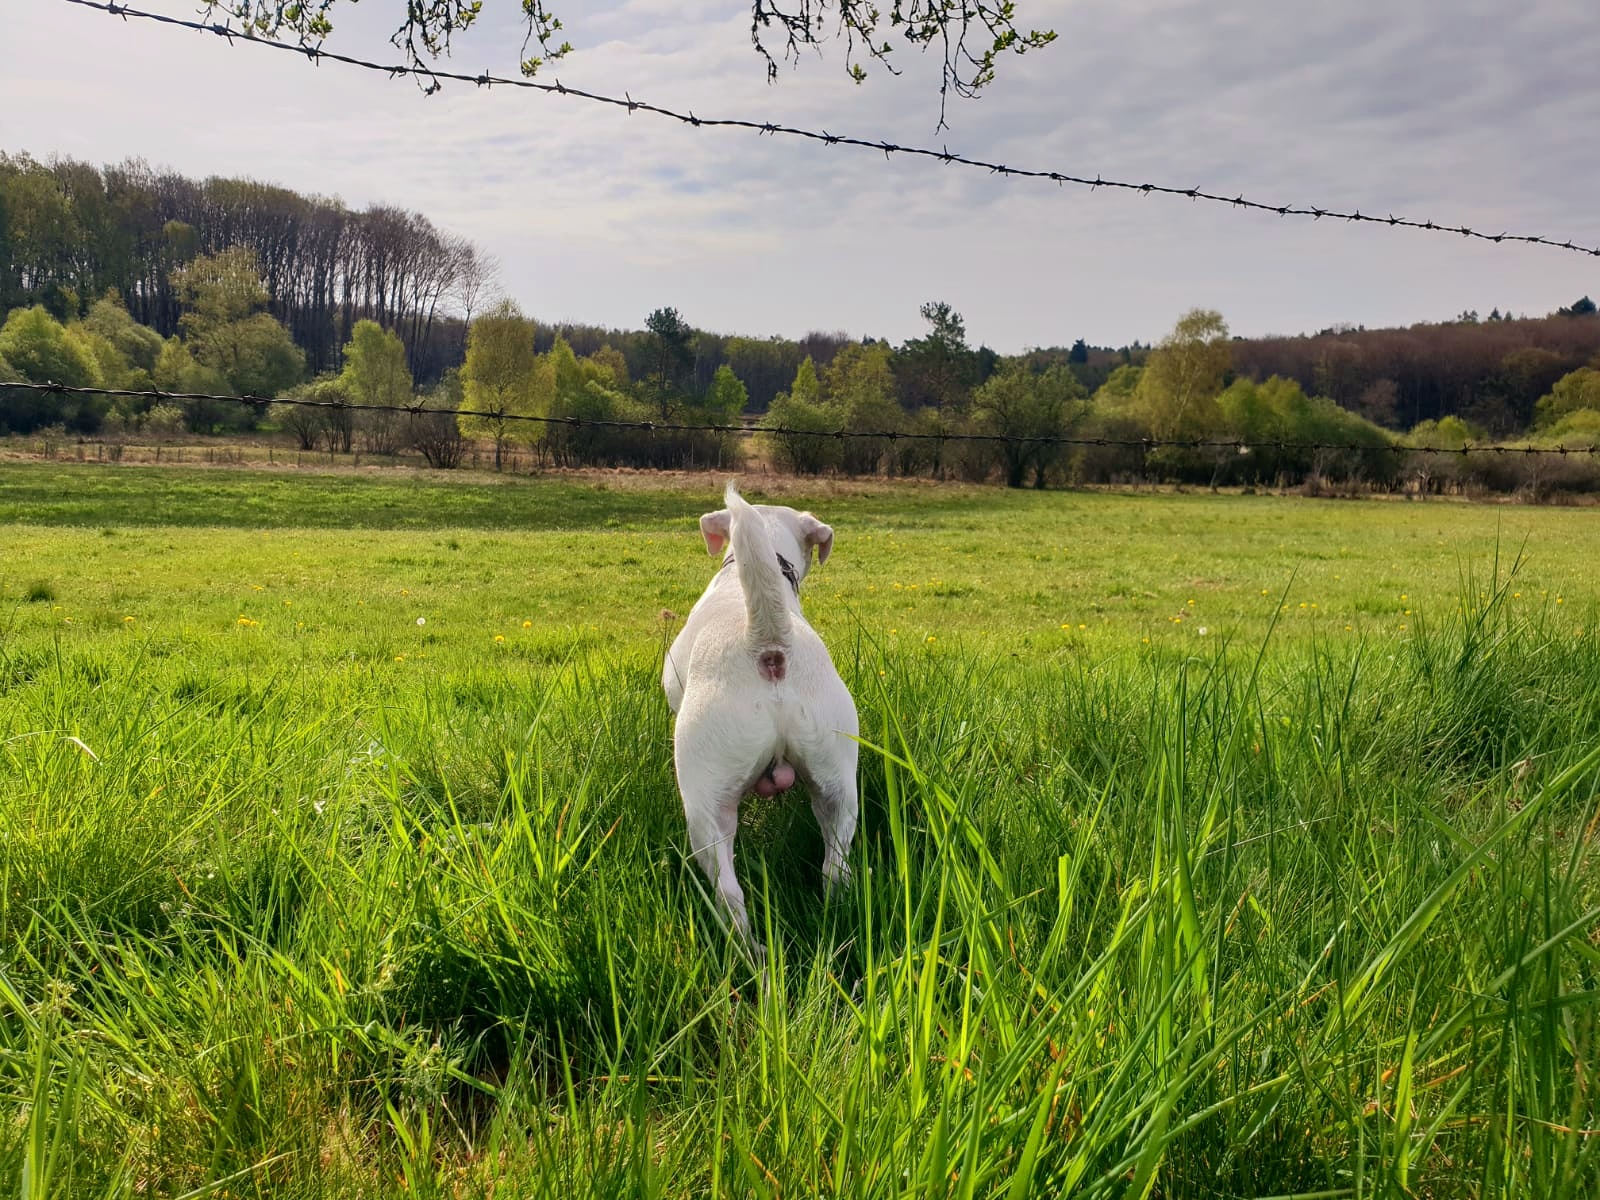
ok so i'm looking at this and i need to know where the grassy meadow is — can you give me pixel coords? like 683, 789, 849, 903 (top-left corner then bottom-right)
2, 460, 1599, 1198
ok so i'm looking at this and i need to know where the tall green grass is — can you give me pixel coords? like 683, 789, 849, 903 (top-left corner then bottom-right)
3, 557, 1597, 1197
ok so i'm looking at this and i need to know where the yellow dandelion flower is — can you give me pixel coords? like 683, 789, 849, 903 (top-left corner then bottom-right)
394, 655, 405, 663
522, 620, 532, 628
1187, 599, 1195, 606
494, 635, 505, 643
1078, 623, 1087, 630
122, 615, 135, 624
926, 635, 936, 643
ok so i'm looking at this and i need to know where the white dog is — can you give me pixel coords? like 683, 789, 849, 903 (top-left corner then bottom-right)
662, 482, 859, 946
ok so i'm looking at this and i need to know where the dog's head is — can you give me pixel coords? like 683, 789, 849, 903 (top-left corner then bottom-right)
699, 501, 833, 583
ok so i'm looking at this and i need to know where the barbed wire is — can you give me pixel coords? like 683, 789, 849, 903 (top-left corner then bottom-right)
7, 380, 1599, 457
62, 0, 1600, 260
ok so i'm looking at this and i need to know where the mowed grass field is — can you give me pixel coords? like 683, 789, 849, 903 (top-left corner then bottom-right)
2, 461, 1599, 1198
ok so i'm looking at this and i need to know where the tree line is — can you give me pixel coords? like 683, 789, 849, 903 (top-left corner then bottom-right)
749, 304, 1600, 497
9, 149, 1599, 424
1, 151, 491, 381
5, 149, 1600, 495
1234, 301, 1600, 436
8, 264, 1600, 498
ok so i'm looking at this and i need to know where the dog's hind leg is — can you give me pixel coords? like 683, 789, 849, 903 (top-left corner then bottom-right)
803, 755, 859, 891
682, 791, 754, 944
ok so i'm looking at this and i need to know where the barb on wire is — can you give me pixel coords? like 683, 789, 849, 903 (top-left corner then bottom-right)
62, 0, 1600, 259
7, 381, 1598, 458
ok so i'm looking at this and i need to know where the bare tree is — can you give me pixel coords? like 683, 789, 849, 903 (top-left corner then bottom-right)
451, 241, 497, 352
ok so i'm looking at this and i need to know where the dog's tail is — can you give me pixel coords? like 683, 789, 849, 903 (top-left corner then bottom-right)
725, 482, 792, 660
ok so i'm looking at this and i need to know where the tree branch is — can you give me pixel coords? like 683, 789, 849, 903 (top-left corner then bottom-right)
203, 1, 1054, 120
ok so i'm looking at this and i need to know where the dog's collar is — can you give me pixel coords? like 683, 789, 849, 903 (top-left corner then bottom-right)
719, 554, 801, 596
776, 554, 800, 595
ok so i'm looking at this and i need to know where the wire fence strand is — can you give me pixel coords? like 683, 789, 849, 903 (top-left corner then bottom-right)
60, 0, 1600, 259
8, 380, 1599, 457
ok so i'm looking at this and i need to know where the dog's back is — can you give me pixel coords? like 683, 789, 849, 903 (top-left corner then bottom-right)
724, 484, 796, 682
663, 483, 818, 711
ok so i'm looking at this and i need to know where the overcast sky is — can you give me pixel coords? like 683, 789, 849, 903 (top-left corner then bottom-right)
4, 0, 1598, 352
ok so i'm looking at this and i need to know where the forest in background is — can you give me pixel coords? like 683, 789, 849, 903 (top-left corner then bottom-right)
4, 150, 1600, 493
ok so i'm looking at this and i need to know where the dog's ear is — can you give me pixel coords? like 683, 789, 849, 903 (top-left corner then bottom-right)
700, 509, 731, 556
798, 513, 833, 566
